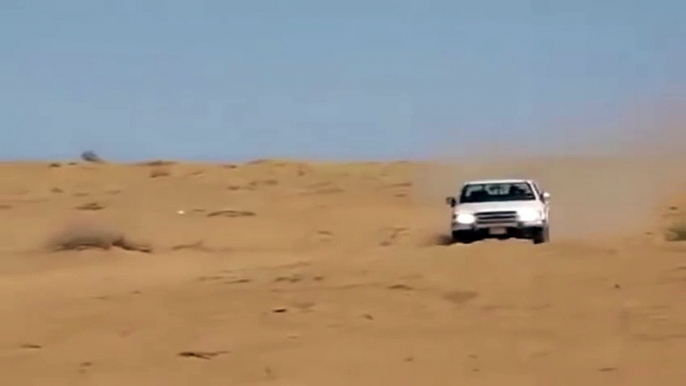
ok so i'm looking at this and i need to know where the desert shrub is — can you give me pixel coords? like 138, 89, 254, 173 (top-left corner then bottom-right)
136, 160, 177, 167
149, 168, 171, 178
47, 219, 151, 252
80, 151, 105, 163
75, 202, 105, 211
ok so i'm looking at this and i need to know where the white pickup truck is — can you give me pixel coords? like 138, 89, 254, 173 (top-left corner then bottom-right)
445, 178, 551, 244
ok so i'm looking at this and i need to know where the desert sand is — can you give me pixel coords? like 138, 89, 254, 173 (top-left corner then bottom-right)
1, 156, 685, 385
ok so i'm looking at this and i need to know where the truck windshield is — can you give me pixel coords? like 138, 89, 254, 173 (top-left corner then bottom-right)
459, 182, 536, 203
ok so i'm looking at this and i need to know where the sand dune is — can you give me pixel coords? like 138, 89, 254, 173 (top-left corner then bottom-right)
1, 157, 685, 385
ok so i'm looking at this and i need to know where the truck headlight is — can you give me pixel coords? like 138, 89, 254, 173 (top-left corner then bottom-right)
455, 213, 476, 224
518, 209, 542, 222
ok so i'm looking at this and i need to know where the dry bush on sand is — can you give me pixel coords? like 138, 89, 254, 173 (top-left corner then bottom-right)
206, 209, 256, 217
75, 202, 105, 211
135, 160, 177, 167
80, 151, 105, 163
47, 219, 152, 253
149, 167, 171, 178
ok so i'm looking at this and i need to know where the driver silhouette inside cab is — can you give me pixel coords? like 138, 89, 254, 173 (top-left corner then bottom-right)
509, 184, 527, 197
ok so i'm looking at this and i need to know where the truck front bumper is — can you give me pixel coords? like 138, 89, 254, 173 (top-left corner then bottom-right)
451, 220, 545, 238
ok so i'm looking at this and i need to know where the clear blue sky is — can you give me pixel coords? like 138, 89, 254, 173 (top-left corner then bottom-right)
1, 0, 684, 161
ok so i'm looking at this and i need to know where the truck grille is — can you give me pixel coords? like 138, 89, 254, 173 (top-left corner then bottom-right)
474, 211, 518, 225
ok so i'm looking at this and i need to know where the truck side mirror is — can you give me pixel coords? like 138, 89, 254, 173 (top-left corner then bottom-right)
542, 192, 551, 201
445, 197, 456, 207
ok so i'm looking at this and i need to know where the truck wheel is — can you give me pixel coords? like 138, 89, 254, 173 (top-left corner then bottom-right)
532, 226, 550, 244
452, 231, 474, 244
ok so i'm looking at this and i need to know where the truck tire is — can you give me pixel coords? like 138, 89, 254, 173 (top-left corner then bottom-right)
452, 231, 474, 244
532, 226, 550, 244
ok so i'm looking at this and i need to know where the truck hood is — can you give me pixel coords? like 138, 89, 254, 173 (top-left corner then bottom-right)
455, 201, 543, 214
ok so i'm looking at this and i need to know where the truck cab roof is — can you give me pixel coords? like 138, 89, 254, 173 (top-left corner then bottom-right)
462, 178, 533, 185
